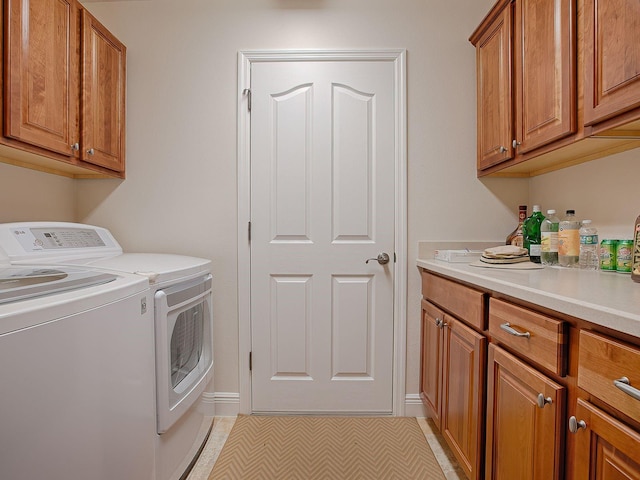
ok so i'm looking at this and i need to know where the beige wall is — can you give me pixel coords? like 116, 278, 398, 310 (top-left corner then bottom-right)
4, 0, 636, 405
0, 163, 76, 223
529, 150, 639, 240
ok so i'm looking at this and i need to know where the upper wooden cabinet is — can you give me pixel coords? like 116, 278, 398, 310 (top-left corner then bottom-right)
583, 0, 640, 127
470, 0, 640, 177
472, 0, 575, 172
473, 2, 513, 170
4, 0, 79, 157
81, 10, 126, 173
2, 0, 126, 178
514, 0, 575, 154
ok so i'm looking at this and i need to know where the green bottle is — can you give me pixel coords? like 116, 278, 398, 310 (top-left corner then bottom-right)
523, 205, 545, 263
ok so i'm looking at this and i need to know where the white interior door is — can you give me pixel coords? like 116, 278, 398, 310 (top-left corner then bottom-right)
249, 57, 399, 414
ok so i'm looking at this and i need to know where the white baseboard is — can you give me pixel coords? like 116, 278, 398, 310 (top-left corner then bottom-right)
211, 392, 240, 416
211, 392, 430, 418
404, 393, 429, 418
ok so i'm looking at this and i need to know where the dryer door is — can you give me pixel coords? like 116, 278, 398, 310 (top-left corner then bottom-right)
154, 274, 213, 434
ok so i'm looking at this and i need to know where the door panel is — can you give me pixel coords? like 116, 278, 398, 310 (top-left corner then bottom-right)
584, 0, 640, 125
5, 0, 78, 156
250, 60, 396, 413
81, 10, 126, 171
515, 0, 575, 153
486, 344, 565, 480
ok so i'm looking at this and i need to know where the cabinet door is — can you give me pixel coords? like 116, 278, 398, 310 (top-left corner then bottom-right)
572, 399, 640, 480
584, 0, 640, 126
420, 300, 445, 429
514, 0, 575, 153
486, 344, 566, 480
4, 0, 79, 157
442, 316, 487, 480
475, 3, 513, 170
81, 9, 126, 172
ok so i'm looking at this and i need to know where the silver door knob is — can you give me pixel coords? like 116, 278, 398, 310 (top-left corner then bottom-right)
366, 253, 390, 265
87, 148, 95, 155
70, 142, 79, 151
568, 416, 587, 434
536, 393, 552, 408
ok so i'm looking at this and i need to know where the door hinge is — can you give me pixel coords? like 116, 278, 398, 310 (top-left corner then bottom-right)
248, 221, 251, 242
249, 351, 252, 371
394, 252, 397, 263
243, 88, 251, 111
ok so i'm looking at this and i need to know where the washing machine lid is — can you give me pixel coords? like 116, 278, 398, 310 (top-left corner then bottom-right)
0, 266, 117, 305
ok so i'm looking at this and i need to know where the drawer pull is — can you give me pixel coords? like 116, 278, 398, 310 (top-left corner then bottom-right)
614, 377, 640, 401
500, 322, 531, 338
568, 416, 586, 434
536, 393, 552, 408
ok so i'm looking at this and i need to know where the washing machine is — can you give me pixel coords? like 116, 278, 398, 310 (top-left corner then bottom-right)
0, 222, 215, 480
0, 235, 155, 480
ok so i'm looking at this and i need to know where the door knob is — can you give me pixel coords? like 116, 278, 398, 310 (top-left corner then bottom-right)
568, 416, 587, 434
365, 253, 390, 265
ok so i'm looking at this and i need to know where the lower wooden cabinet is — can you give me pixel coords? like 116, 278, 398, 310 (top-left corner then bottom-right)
571, 330, 640, 479
571, 399, 640, 480
419, 269, 640, 480
485, 344, 566, 480
420, 295, 486, 480
420, 299, 444, 428
442, 316, 487, 480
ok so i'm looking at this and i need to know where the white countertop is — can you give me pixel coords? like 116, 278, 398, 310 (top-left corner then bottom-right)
417, 256, 640, 338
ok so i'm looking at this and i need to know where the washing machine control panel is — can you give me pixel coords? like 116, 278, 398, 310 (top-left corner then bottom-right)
16, 227, 108, 250
0, 222, 123, 262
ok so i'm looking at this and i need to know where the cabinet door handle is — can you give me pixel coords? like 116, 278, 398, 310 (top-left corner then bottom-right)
435, 318, 447, 329
87, 148, 95, 156
498, 146, 507, 153
568, 416, 587, 434
512, 139, 521, 149
614, 377, 640, 401
70, 142, 79, 151
536, 393, 552, 408
500, 322, 531, 338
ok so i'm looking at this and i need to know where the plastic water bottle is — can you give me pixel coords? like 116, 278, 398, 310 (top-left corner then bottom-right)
558, 210, 580, 267
541, 209, 559, 265
579, 220, 599, 270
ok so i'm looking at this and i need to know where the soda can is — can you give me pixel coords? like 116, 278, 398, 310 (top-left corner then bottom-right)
616, 240, 633, 273
600, 239, 617, 271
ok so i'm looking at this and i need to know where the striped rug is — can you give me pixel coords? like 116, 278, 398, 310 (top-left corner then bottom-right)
208, 415, 446, 479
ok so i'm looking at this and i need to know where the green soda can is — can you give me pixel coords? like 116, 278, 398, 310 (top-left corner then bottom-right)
616, 240, 633, 273
600, 239, 617, 271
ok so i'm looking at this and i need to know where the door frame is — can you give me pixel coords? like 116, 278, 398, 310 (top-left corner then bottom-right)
237, 49, 407, 415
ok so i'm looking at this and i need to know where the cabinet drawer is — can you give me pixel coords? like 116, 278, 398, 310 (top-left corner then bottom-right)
488, 298, 567, 376
421, 272, 486, 330
578, 330, 640, 424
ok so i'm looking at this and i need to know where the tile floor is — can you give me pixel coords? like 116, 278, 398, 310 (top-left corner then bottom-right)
186, 416, 466, 480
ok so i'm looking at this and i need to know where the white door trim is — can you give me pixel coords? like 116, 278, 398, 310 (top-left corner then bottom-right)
237, 49, 407, 415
